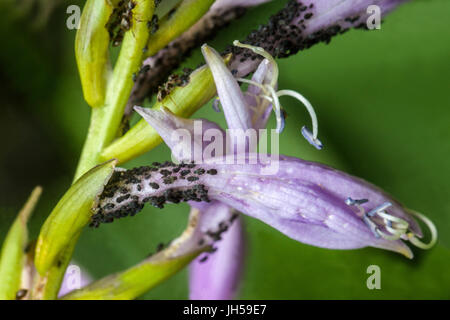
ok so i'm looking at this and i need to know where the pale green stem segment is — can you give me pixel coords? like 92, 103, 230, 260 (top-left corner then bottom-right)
34, 159, 117, 276
75, 0, 155, 179
60, 249, 202, 300
0, 186, 42, 300
75, 0, 113, 108
145, 0, 215, 57
31, 233, 79, 300
100, 62, 223, 164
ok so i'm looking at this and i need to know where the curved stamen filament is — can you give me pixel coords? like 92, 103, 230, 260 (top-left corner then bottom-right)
406, 210, 438, 250
237, 78, 270, 96
233, 40, 279, 88
267, 85, 284, 133
233, 41, 322, 148
237, 78, 285, 133
276, 89, 322, 150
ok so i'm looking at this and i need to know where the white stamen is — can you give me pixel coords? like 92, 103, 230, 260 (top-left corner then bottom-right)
266, 85, 284, 133
277, 89, 321, 146
233, 40, 278, 87
233, 41, 323, 148
236, 78, 269, 95
406, 209, 438, 250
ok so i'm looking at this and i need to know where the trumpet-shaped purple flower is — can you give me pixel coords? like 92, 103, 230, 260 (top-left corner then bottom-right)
93, 152, 436, 258
92, 37, 436, 299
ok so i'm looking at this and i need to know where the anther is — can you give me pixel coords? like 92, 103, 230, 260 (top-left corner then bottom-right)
366, 202, 392, 217
277, 89, 322, 149
345, 197, 368, 206
212, 97, 221, 112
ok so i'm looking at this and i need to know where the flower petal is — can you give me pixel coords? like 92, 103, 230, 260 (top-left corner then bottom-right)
58, 262, 92, 297
202, 44, 252, 132
189, 202, 245, 300
135, 106, 225, 162
245, 58, 276, 130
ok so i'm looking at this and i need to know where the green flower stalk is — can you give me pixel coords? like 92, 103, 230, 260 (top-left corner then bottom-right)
100, 61, 227, 164
144, 0, 215, 57
0, 186, 42, 300
75, 0, 154, 179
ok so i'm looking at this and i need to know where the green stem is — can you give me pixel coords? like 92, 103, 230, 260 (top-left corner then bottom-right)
34, 0, 155, 299
75, 0, 155, 180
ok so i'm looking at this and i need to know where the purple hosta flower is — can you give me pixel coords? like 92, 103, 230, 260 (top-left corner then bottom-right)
195, 41, 435, 255
228, 0, 408, 77
94, 35, 436, 297
93, 154, 436, 258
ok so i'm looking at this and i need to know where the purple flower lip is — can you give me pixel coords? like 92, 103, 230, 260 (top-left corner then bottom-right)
94, 153, 437, 258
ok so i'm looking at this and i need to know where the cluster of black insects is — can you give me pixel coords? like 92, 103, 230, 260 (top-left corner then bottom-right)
105, 0, 136, 47
157, 68, 192, 101
105, 0, 162, 47
90, 161, 219, 228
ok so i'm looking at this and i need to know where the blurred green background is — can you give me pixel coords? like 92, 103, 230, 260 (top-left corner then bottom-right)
0, 0, 449, 299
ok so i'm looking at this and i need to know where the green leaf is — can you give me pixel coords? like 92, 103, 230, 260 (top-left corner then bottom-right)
34, 160, 117, 275
0, 187, 42, 300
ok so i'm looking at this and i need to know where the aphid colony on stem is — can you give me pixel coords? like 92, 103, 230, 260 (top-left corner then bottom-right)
105, 0, 137, 47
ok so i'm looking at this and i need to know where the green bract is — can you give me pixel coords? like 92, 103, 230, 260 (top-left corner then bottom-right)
0, 187, 42, 300
75, 0, 112, 108
34, 160, 117, 275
